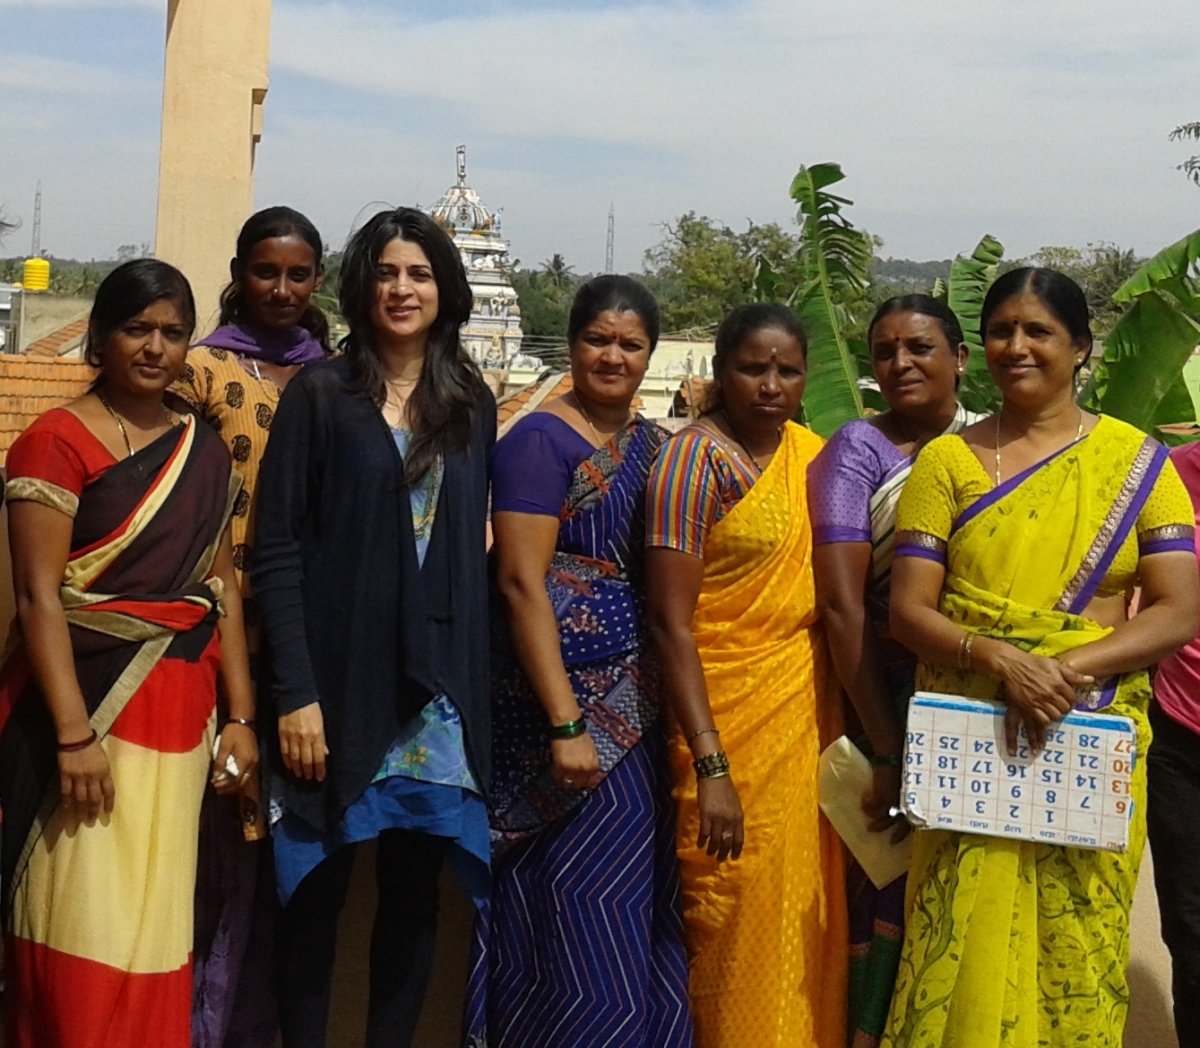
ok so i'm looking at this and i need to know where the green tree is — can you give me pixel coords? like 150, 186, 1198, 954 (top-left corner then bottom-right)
540, 253, 576, 288
1170, 121, 1200, 185
511, 267, 579, 341
643, 213, 802, 332
1027, 243, 1142, 336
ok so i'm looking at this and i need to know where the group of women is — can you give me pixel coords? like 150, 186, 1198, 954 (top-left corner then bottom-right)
0, 196, 1195, 1048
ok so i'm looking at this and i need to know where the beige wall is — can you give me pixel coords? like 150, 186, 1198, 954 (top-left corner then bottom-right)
155, 0, 271, 331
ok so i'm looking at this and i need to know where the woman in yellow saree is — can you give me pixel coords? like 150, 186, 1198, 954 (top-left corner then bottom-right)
646, 304, 846, 1048
885, 267, 1199, 1047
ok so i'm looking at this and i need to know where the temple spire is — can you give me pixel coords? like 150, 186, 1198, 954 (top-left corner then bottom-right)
456, 144, 467, 186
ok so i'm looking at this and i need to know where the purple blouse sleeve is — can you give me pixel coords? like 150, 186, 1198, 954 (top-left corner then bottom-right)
491, 414, 593, 517
807, 422, 884, 545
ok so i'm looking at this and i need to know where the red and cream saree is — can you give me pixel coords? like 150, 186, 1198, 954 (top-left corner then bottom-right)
1, 409, 238, 1048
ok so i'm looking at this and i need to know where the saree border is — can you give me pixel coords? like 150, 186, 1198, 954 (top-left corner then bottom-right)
1055, 437, 1164, 615
4, 477, 79, 519
952, 436, 1084, 534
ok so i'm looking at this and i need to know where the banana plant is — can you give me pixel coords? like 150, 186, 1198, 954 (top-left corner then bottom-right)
784, 163, 872, 437
1081, 229, 1200, 438
934, 234, 1004, 415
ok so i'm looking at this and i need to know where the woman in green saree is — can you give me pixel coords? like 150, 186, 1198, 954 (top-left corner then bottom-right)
883, 266, 1199, 1047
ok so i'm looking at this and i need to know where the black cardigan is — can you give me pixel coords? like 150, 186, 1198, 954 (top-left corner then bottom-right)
251, 357, 495, 832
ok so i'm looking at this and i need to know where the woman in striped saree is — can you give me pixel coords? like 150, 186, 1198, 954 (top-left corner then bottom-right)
885, 267, 1198, 1046
646, 303, 846, 1047
1, 259, 255, 1048
807, 294, 977, 1046
466, 276, 691, 1048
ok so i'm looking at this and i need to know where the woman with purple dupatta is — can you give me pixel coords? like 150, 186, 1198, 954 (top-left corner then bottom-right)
175, 207, 329, 1048
808, 294, 976, 1047
882, 268, 1198, 1047
465, 276, 692, 1048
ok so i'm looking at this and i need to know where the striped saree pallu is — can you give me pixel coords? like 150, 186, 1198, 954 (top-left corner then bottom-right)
1, 417, 238, 1048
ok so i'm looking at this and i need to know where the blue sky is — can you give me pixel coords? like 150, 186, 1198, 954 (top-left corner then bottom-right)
4, 0, 1200, 273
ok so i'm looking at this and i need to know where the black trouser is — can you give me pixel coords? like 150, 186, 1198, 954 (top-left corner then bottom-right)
276, 829, 448, 1048
1147, 701, 1200, 1047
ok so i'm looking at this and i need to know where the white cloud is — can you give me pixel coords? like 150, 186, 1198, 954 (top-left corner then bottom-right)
0, 53, 142, 95
0, 0, 158, 8
8, 0, 1200, 268
261, 0, 1200, 268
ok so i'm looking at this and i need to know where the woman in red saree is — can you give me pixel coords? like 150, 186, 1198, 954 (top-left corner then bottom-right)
0, 259, 256, 1048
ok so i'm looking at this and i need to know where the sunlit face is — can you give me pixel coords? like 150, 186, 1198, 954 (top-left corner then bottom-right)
235, 234, 322, 334
718, 326, 807, 433
870, 311, 965, 419
569, 309, 652, 410
369, 237, 439, 348
100, 298, 190, 397
983, 290, 1087, 406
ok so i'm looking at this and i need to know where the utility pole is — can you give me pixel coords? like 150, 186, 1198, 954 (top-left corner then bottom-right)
30, 182, 42, 257
605, 203, 614, 275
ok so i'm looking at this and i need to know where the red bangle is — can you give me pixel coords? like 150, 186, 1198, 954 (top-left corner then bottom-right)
58, 729, 98, 753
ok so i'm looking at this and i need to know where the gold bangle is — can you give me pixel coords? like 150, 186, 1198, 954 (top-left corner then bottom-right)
958, 631, 975, 671
693, 751, 731, 779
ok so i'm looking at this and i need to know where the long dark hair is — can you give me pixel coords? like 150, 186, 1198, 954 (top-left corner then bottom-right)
84, 258, 196, 368
981, 267, 1092, 371
339, 207, 485, 483
218, 205, 330, 349
703, 302, 807, 414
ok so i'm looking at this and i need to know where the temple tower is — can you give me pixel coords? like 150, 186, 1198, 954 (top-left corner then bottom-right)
427, 147, 523, 365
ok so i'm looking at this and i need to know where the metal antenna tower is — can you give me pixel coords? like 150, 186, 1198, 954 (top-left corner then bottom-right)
30, 182, 42, 257
605, 203, 614, 274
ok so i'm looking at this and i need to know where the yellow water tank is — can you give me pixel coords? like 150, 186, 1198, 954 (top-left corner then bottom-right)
23, 257, 51, 291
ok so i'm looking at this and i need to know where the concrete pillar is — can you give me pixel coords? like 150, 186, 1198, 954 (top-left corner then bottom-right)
155, 0, 271, 330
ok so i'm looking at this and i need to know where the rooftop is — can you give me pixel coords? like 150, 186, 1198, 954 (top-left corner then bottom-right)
0, 353, 95, 467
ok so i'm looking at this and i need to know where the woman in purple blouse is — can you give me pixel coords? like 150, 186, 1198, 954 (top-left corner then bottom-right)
807, 294, 977, 1046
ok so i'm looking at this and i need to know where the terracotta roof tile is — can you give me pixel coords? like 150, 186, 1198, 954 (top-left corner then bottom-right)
496, 372, 573, 435
23, 316, 89, 358
495, 371, 647, 437
0, 354, 96, 467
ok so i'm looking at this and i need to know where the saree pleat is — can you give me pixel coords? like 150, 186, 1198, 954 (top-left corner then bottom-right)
672, 422, 846, 1048
883, 418, 1187, 1048
1, 415, 237, 1048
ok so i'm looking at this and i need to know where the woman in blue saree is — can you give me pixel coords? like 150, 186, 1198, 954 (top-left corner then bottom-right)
465, 276, 692, 1048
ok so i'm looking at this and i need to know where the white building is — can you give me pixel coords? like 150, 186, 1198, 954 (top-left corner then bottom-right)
427, 147, 523, 366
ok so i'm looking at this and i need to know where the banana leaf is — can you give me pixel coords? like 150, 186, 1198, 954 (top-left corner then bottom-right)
1112, 229, 1200, 311
943, 234, 1004, 415
789, 163, 869, 436
1083, 288, 1200, 432
1152, 373, 1199, 446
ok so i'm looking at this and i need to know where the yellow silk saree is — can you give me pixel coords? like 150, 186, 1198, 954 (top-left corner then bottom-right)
883, 416, 1193, 1048
670, 421, 847, 1048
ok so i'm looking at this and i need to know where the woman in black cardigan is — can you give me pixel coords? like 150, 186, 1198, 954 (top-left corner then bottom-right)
252, 207, 495, 1048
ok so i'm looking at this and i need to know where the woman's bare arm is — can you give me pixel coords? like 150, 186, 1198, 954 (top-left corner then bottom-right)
645, 546, 743, 861
10, 499, 114, 821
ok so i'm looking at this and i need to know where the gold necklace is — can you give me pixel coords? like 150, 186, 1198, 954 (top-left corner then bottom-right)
993, 407, 1085, 485
572, 392, 628, 446
96, 390, 170, 459
721, 410, 778, 474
